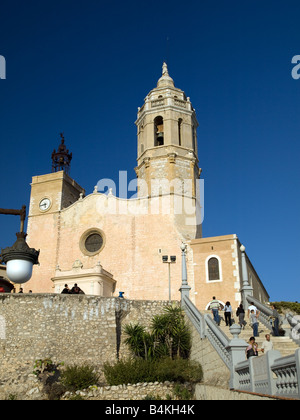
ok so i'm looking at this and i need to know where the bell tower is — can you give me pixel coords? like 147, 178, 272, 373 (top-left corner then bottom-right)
135, 63, 201, 201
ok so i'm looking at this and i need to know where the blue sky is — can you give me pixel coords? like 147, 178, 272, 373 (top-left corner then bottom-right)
0, 0, 299, 301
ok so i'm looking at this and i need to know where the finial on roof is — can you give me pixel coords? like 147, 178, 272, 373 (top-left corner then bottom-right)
157, 62, 174, 88
162, 62, 169, 75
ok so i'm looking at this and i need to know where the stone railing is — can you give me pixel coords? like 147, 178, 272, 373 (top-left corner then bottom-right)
179, 244, 300, 398
182, 296, 232, 368
246, 296, 300, 345
271, 350, 300, 398
285, 313, 300, 345
183, 292, 300, 399
180, 244, 248, 389
235, 349, 300, 399
181, 293, 248, 389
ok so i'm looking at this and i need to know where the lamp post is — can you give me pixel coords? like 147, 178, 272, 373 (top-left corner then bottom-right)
162, 255, 176, 302
179, 243, 191, 307
240, 244, 253, 310
0, 205, 40, 285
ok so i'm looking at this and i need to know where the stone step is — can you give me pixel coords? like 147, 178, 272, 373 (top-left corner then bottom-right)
202, 310, 299, 357
218, 325, 299, 356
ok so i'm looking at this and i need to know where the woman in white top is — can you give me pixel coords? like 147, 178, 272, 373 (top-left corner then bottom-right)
224, 301, 232, 326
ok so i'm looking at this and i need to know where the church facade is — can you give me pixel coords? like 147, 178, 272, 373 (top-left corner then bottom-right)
23, 64, 269, 310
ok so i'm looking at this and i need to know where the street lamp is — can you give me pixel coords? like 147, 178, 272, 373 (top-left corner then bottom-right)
162, 255, 176, 302
239, 244, 253, 309
0, 205, 39, 284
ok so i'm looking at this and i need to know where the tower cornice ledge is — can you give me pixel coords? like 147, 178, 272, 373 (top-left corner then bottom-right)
136, 145, 199, 167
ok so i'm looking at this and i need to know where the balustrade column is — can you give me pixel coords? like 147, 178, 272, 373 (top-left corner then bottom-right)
226, 323, 248, 389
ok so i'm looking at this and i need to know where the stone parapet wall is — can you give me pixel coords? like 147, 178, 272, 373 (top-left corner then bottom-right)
0, 294, 173, 396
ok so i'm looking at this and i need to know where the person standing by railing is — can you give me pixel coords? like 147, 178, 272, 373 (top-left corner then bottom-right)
269, 305, 280, 336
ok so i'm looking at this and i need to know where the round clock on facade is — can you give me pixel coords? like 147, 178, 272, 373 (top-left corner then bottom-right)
39, 198, 51, 212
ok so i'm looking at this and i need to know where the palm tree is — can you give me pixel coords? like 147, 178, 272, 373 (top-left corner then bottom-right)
123, 323, 155, 360
152, 305, 191, 359
124, 305, 191, 360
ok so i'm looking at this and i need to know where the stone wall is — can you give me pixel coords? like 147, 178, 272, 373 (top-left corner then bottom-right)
186, 317, 230, 388
0, 293, 271, 400
0, 294, 173, 398
0, 376, 178, 401
62, 381, 178, 401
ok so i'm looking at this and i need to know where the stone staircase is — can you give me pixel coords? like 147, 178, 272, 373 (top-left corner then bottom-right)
205, 311, 299, 357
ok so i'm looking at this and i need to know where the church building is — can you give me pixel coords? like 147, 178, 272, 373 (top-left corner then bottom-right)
22, 63, 269, 310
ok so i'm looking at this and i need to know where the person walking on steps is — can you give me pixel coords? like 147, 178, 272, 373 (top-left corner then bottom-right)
236, 304, 246, 329
224, 301, 233, 327
209, 297, 221, 326
250, 309, 259, 337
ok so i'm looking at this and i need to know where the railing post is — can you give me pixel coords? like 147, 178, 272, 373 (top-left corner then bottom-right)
226, 323, 248, 389
265, 350, 282, 395
179, 243, 191, 307
296, 348, 300, 399
286, 313, 300, 345
240, 245, 253, 310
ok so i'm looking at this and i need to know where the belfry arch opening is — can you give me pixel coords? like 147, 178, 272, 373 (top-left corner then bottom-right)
154, 116, 164, 146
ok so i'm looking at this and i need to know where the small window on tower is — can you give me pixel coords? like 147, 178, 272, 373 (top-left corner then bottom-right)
154, 116, 164, 146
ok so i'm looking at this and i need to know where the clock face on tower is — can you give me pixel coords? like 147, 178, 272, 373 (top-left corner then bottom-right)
39, 198, 51, 212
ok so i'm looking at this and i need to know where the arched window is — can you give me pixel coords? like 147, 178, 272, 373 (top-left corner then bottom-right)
206, 256, 222, 282
154, 116, 164, 146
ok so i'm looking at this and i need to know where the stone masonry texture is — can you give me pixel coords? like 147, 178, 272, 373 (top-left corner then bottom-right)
0, 294, 173, 398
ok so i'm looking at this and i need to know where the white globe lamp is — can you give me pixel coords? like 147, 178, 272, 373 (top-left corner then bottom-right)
1, 232, 39, 284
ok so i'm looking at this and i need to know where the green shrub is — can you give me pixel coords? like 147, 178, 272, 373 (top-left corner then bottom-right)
153, 357, 203, 384
103, 358, 156, 386
271, 301, 300, 315
103, 357, 203, 386
33, 358, 60, 376
60, 364, 99, 391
